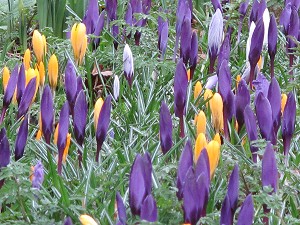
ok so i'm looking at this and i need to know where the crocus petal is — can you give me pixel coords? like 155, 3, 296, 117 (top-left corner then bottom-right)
235, 79, 250, 131
220, 194, 232, 225
204, 75, 218, 90
74, 91, 87, 145
217, 33, 231, 73
116, 192, 127, 224
48, 54, 59, 90
113, 75, 120, 100
17, 64, 26, 105
268, 14, 278, 59
93, 11, 106, 47
255, 92, 276, 144
64, 217, 73, 225
3, 64, 18, 108
211, 0, 222, 12
125, 3, 133, 26
195, 148, 210, 190
14, 116, 29, 161
190, 31, 198, 79
287, 7, 299, 51
249, 0, 266, 24
228, 164, 239, 213
174, 59, 188, 118
244, 105, 258, 162
0, 128, 10, 168
267, 77, 281, 135
17, 77, 37, 119
159, 101, 173, 155
279, 3, 292, 35
282, 92, 296, 156
239, 0, 250, 18
262, 8, 270, 46
249, 18, 264, 69
96, 96, 112, 162
32, 161, 44, 189
206, 140, 220, 178
76, 76, 83, 97
180, 17, 191, 65
140, 194, 158, 222
196, 173, 209, 217
159, 20, 169, 59
65, 60, 77, 108
262, 142, 278, 193
177, 140, 193, 200
82, 0, 99, 34
41, 85, 54, 144
237, 194, 254, 225
194, 133, 207, 163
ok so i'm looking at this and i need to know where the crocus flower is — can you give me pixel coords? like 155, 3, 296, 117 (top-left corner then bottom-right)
206, 140, 220, 178
64, 60, 77, 112
32, 30, 44, 63
123, 44, 134, 87
41, 85, 54, 145
129, 152, 152, 216
74, 91, 88, 147
180, 17, 191, 65
248, 18, 264, 87
174, 59, 188, 137
244, 105, 258, 162
159, 101, 173, 155
196, 111, 206, 136
14, 116, 29, 161
64, 217, 73, 225
282, 92, 296, 158
95, 95, 112, 162
0, 64, 18, 124
158, 16, 169, 60
268, 14, 278, 78
237, 0, 250, 42
93, 11, 106, 48
287, 7, 299, 76
190, 31, 198, 79
48, 54, 58, 91
255, 92, 276, 145
79, 215, 98, 225
249, 0, 266, 24
82, 0, 99, 35
194, 81, 202, 100
177, 140, 193, 200
217, 33, 231, 74
140, 194, 158, 222
194, 133, 207, 163
209, 93, 223, 133
208, 8, 223, 74
71, 23, 88, 65
237, 194, 254, 225
235, 79, 250, 132
106, 0, 119, 49
17, 77, 37, 119
279, 3, 292, 35
57, 102, 69, 175
113, 75, 120, 100
23, 49, 31, 70
32, 161, 44, 189
116, 192, 127, 225
267, 77, 281, 136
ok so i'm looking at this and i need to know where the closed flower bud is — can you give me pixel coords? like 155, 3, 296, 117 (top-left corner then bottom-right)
71, 23, 87, 65
206, 140, 220, 178
79, 215, 98, 225
194, 133, 207, 163
41, 85, 54, 144
48, 54, 59, 90
2, 66, 10, 91
123, 44, 134, 87
194, 81, 202, 100
237, 194, 254, 225
32, 30, 44, 63
196, 111, 206, 136
23, 49, 31, 70
209, 93, 223, 132
14, 116, 29, 161
113, 75, 120, 100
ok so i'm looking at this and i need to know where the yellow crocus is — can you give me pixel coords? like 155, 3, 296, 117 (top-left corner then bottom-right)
204, 89, 213, 108
209, 93, 223, 132
94, 98, 104, 130
206, 140, 221, 178
194, 133, 207, 163
196, 110, 206, 136
32, 30, 44, 63
2, 66, 10, 91
79, 215, 98, 225
48, 54, 59, 90
194, 81, 202, 100
213, 133, 221, 145
281, 94, 287, 114
23, 49, 31, 70
71, 23, 87, 65
63, 133, 71, 163
37, 62, 45, 87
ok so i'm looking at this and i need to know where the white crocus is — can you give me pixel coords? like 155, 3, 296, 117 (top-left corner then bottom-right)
208, 8, 224, 55
113, 75, 120, 100
123, 44, 134, 87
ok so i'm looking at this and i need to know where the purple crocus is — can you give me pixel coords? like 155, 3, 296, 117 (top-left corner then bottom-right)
14, 116, 29, 161
106, 0, 119, 49
129, 152, 152, 216
248, 18, 264, 87
159, 101, 173, 155
41, 85, 54, 145
180, 17, 191, 65
249, 0, 266, 24
267, 77, 281, 136
32, 161, 44, 189
238, 0, 250, 42
220, 194, 231, 225
174, 59, 188, 138
73, 91, 87, 166
0, 64, 18, 125
65, 60, 77, 113
237, 194, 254, 225
287, 7, 299, 76
235, 79, 250, 132
116, 192, 127, 225
268, 14, 278, 78
82, 0, 99, 35
279, 3, 292, 35
93, 11, 106, 48
17, 64, 26, 105
64, 217, 73, 225
255, 92, 276, 145
140, 194, 158, 222
76, 76, 83, 97
96, 95, 112, 162
211, 0, 222, 12
17, 77, 37, 119
208, 8, 223, 74
190, 31, 198, 80
158, 15, 169, 60
244, 105, 258, 162
0, 128, 10, 188
217, 33, 231, 74
57, 102, 69, 175
282, 92, 296, 159
177, 140, 193, 200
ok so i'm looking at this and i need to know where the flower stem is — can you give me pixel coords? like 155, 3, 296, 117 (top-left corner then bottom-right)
179, 115, 185, 138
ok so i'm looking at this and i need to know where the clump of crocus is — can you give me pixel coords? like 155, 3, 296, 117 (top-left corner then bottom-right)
71, 23, 88, 65
237, 194, 254, 225
208, 8, 223, 74
159, 101, 173, 155
95, 96, 112, 162
0, 128, 10, 188
48, 54, 59, 92
220, 164, 239, 225
129, 152, 157, 222
14, 116, 29, 161
115, 192, 127, 225
268, 14, 278, 78
32, 30, 45, 63
174, 59, 188, 138
79, 215, 98, 225
31, 161, 44, 189
282, 92, 296, 161
123, 44, 134, 88
41, 85, 54, 145
23, 49, 31, 70
262, 142, 278, 224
